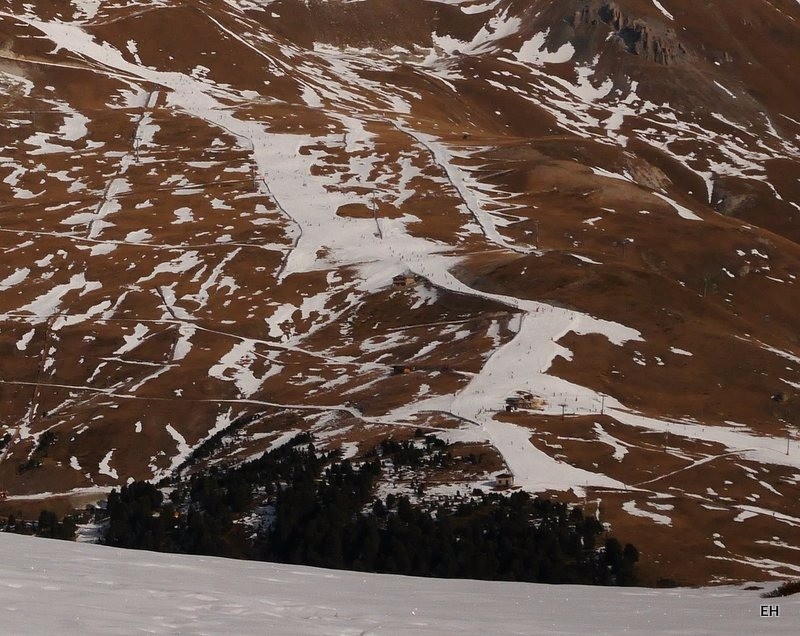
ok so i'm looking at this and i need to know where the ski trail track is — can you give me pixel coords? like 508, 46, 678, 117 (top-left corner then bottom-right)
14, 13, 800, 498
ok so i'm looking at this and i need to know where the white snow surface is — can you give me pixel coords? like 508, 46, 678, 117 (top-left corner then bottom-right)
98, 449, 118, 480
651, 0, 674, 21
652, 192, 703, 221
516, 30, 575, 65
0, 533, 795, 635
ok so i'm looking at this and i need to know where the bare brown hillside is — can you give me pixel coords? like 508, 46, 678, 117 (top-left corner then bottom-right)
0, 0, 799, 585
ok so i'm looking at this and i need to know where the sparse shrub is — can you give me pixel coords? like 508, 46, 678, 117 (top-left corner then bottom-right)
36, 431, 56, 454
17, 458, 42, 473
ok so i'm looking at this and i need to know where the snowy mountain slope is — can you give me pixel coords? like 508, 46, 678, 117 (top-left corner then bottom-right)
0, 533, 796, 635
0, 0, 799, 584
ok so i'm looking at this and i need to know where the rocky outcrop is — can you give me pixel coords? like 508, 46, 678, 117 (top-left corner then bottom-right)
571, 1, 687, 65
710, 179, 759, 217
625, 157, 672, 191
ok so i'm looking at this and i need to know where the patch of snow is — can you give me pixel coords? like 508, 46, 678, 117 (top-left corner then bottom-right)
651, 0, 674, 21
652, 192, 703, 221
16, 329, 35, 351
622, 500, 672, 526
98, 449, 118, 480
516, 30, 575, 65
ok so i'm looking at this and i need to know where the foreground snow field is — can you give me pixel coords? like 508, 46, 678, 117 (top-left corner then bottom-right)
0, 534, 795, 635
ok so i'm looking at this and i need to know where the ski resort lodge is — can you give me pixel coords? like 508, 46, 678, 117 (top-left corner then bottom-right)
504, 392, 543, 412
392, 274, 417, 288
496, 473, 514, 489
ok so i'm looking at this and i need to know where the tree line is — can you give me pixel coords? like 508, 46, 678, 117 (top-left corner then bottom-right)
94, 432, 639, 585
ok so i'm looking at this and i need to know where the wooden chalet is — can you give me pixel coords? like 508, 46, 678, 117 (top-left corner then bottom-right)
505, 392, 543, 411
496, 473, 514, 488
392, 274, 417, 288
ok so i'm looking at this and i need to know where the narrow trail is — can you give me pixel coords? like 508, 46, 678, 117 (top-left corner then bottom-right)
0, 227, 288, 253
84, 90, 157, 241
391, 120, 530, 255
259, 175, 303, 283
633, 450, 746, 487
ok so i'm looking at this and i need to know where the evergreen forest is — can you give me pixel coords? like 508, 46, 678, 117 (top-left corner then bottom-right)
95, 433, 639, 585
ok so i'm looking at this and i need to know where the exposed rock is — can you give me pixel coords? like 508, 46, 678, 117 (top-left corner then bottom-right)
625, 157, 672, 191
711, 179, 761, 217
572, 1, 688, 65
